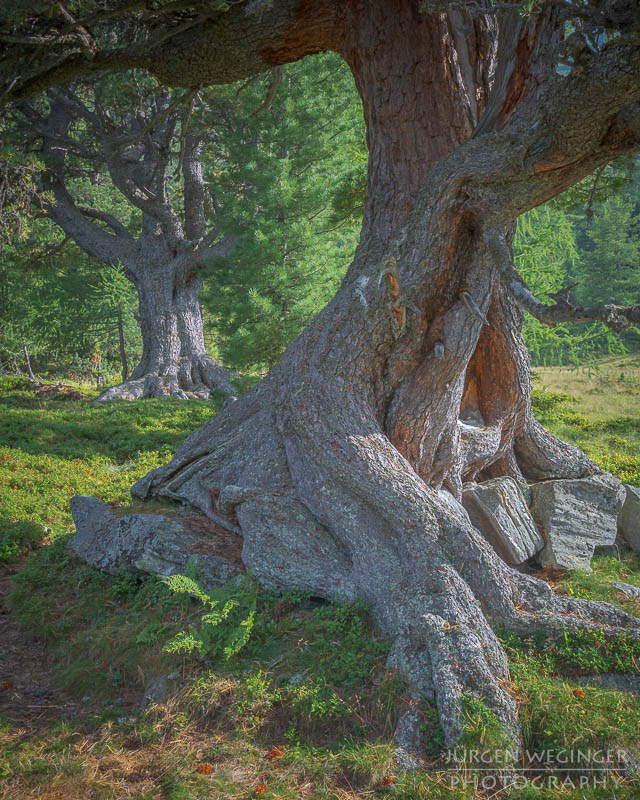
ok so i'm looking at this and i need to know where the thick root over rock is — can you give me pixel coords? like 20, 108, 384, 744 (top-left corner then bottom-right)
130, 376, 640, 751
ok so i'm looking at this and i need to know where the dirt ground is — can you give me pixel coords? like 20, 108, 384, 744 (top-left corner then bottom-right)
0, 563, 83, 733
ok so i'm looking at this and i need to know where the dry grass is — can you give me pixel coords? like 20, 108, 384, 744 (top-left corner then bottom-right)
536, 353, 640, 419
1, 691, 400, 800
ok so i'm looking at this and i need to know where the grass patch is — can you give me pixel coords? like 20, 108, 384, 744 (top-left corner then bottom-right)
8, 539, 192, 698
4, 539, 407, 798
533, 356, 640, 484
2, 357, 640, 799
559, 552, 640, 611
0, 381, 219, 564
506, 640, 640, 768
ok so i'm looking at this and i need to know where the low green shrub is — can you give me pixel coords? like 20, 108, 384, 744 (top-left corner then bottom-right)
531, 387, 574, 416
163, 572, 258, 661
554, 628, 640, 674
304, 600, 389, 688
500, 624, 640, 677
0, 518, 45, 564
0, 375, 32, 392
8, 539, 191, 697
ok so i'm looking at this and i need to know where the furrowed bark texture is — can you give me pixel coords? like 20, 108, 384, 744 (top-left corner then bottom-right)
97, 264, 234, 402
114, 0, 640, 746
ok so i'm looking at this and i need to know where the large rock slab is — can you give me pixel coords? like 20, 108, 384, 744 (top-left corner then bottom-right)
618, 484, 640, 552
462, 477, 544, 565
69, 495, 243, 591
531, 473, 625, 571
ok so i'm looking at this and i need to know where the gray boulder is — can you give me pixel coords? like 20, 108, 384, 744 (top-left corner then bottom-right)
462, 477, 543, 565
142, 676, 169, 708
618, 484, 640, 552
69, 495, 243, 591
612, 581, 640, 599
531, 473, 625, 571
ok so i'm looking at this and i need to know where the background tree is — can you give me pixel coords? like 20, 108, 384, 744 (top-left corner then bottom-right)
203, 53, 364, 372
0, 149, 41, 245
0, 219, 140, 379
574, 170, 640, 351
515, 203, 625, 366
577, 194, 640, 307
12, 77, 236, 400
3, 0, 640, 749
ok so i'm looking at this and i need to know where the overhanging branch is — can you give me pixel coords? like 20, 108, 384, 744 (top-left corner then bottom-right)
484, 228, 640, 334
1, 0, 343, 105
79, 206, 133, 240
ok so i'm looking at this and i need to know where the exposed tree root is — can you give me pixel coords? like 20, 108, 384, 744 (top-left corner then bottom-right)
131, 372, 640, 750
96, 354, 237, 402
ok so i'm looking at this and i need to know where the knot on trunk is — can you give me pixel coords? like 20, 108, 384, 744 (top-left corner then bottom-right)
217, 484, 262, 515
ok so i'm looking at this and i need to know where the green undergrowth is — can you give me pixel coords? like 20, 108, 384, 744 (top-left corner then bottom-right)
501, 623, 640, 679
9, 545, 395, 720
0, 377, 219, 563
5, 544, 409, 798
7, 539, 640, 798
560, 551, 640, 610
532, 385, 640, 484
506, 641, 640, 772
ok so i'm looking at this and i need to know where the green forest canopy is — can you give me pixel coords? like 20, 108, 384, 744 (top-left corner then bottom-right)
1, 53, 639, 381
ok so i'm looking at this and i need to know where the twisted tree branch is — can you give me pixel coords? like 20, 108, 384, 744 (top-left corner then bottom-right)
78, 206, 133, 240
484, 227, 640, 334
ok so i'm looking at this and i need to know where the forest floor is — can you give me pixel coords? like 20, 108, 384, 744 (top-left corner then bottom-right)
1, 360, 640, 799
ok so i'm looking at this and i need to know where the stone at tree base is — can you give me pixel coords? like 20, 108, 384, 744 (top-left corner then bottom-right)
461, 477, 543, 565
612, 581, 640, 599
142, 676, 169, 708
68, 495, 242, 591
618, 485, 640, 552
530, 473, 625, 572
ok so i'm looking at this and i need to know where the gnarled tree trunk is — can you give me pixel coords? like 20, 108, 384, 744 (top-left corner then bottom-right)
20, 0, 640, 749
127, 2, 640, 747
97, 266, 235, 401
23, 90, 238, 402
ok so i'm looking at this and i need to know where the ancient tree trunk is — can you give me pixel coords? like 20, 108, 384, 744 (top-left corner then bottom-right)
127, 2, 640, 748
25, 90, 237, 403
97, 266, 235, 402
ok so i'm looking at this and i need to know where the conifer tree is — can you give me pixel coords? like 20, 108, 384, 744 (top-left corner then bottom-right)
578, 194, 640, 309
0, 219, 140, 377
10, 76, 237, 400
515, 204, 624, 365
202, 54, 365, 372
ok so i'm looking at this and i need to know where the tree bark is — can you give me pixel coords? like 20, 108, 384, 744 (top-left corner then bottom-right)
24, 90, 238, 403
126, 2, 640, 749
117, 310, 128, 383
96, 265, 236, 401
